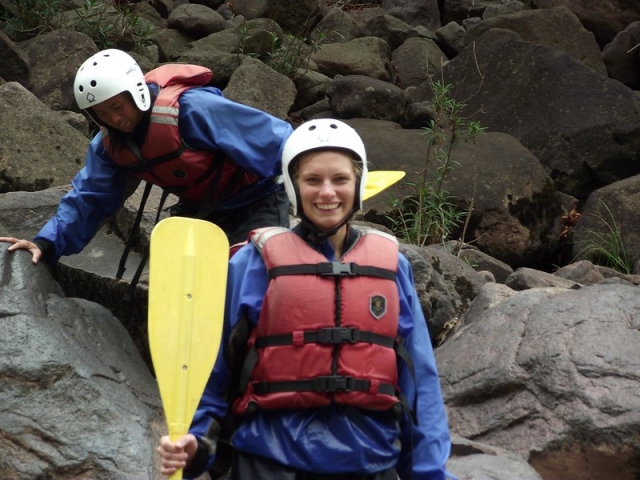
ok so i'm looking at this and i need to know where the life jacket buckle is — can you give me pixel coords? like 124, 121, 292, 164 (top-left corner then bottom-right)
317, 327, 358, 344
313, 375, 353, 392
323, 261, 356, 276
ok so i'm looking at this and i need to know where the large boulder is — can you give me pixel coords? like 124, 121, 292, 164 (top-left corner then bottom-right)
0, 82, 87, 193
438, 283, 640, 480
441, 28, 640, 200
0, 250, 163, 479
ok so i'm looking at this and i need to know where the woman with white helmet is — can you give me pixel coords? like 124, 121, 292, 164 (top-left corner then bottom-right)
1, 49, 292, 273
158, 119, 455, 480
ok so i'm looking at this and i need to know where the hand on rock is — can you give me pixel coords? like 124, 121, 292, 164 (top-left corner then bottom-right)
0, 237, 42, 264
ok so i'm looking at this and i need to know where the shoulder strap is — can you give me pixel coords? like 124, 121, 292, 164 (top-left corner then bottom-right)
116, 181, 153, 280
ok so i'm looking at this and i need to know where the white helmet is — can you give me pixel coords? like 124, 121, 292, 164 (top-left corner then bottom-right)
74, 49, 150, 114
282, 119, 368, 216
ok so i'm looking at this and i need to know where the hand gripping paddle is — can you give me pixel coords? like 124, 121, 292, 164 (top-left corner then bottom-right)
148, 217, 229, 480
363, 170, 406, 201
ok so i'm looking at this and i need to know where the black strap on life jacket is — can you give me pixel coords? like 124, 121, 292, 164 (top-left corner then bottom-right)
238, 331, 418, 421
212, 321, 418, 479
116, 137, 182, 282
251, 375, 397, 396
236, 260, 406, 405
395, 340, 419, 425
120, 137, 230, 195
254, 326, 396, 348
120, 142, 187, 175
268, 261, 396, 281
157, 146, 230, 197
193, 166, 246, 221
116, 181, 153, 280
117, 183, 170, 301
115, 145, 246, 291
129, 189, 168, 289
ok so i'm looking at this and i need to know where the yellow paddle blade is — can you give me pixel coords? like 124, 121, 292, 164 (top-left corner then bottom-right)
148, 217, 229, 480
364, 170, 406, 201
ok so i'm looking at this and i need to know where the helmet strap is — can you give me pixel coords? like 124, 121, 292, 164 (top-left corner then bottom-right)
298, 208, 356, 240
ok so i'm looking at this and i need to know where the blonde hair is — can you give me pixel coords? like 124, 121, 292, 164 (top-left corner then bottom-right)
291, 148, 363, 180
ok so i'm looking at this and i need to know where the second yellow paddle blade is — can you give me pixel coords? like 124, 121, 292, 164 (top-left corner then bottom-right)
364, 170, 406, 201
148, 217, 229, 477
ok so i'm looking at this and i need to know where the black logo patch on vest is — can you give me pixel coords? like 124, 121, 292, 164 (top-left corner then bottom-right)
172, 169, 187, 179
370, 294, 387, 320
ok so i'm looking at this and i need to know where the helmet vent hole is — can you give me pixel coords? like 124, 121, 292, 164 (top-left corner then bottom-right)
90, 80, 97, 87
308, 125, 316, 131
330, 124, 338, 129
78, 86, 84, 92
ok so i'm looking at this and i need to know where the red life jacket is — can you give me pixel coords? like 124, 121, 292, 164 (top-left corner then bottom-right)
232, 227, 402, 415
101, 64, 258, 204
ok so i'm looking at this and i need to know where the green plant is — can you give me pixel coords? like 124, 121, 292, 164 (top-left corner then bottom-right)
236, 16, 326, 79
0, 0, 62, 41
72, 0, 155, 50
386, 183, 466, 248
266, 31, 325, 78
236, 22, 261, 60
0, 0, 154, 48
385, 79, 485, 247
572, 201, 633, 274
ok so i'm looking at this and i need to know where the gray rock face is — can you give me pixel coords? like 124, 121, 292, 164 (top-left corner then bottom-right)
21, 29, 97, 112
0, 186, 156, 371
381, 0, 441, 30
392, 36, 446, 89
2, 2, 640, 479
311, 36, 394, 81
356, 125, 562, 269
525, 0, 640, 47
0, 30, 31, 87
168, 3, 229, 39
571, 175, 640, 273
311, 7, 359, 44
0, 251, 163, 479
602, 21, 640, 90
464, 6, 607, 75
438, 283, 640, 480
326, 74, 409, 122
442, 28, 640, 201
223, 57, 297, 119
400, 243, 489, 344
0, 82, 88, 193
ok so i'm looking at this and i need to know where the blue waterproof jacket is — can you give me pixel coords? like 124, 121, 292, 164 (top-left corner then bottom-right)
34, 85, 293, 262
189, 227, 455, 480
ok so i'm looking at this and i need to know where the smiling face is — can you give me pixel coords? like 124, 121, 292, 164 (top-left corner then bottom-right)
295, 149, 357, 234
91, 91, 143, 133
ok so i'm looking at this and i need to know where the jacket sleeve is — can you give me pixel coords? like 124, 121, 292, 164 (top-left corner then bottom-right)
395, 253, 457, 480
34, 133, 128, 263
186, 242, 269, 478
176, 87, 293, 179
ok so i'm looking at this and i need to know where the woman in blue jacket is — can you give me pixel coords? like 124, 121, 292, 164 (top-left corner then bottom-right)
1, 49, 292, 267
158, 119, 455, 480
